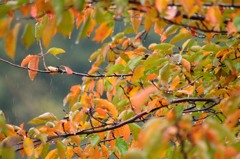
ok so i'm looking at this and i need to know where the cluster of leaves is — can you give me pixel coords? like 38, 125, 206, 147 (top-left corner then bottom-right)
0, 0, 240, 159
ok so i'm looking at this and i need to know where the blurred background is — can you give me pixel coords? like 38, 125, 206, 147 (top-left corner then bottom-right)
0, 21, 159, 126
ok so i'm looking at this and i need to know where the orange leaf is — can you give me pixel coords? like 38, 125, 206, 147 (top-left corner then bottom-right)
21, 55, 35, 67
96, 78, 104, 95
206, 6, 222, 26
101, 144, 109, 158
28, 55, 39, 80
131, 86, 157, 113
155, 0, 168, 13
93, 22, 113, 43
122, 125, 131, 141
178, 0, 194, 14
23, 137, 34, 157
170, 75, 180, 91
63, 65, 73, 74
5, 23, 21, 60
45, 149, 57, 159
94, 99, 118, 118
132, 65, 145, 82
0, 18, 11, 39
181, 58, 191, 72
177, 85, 194, 96
146, 73, 158, 80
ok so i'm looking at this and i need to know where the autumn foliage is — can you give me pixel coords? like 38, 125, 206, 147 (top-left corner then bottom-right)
0, 0, 240, 159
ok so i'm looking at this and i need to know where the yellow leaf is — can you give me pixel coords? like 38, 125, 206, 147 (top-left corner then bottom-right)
129, 10, 142, 33
5, 23, 21, 60
45, 149, 57, 159
93, 22, 113, 43
47, 47, 65, 57
94, 99, 118, 118
34, 144, 43, 158
23, 137, 34, 157
96, 78, 104, 95
132, 65, 145, 82
170, 75, 180, 91
66, 146, 74, 159
177, 85, 195, 96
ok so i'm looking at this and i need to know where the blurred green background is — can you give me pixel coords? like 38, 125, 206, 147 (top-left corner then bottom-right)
0, 21, 159, 126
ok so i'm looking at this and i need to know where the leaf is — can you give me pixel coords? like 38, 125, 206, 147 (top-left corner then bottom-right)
0, 18, 11, 39
181, 58, 191, 72
23, 137, 34, 157
178, 0, 194, 14
155, 0, 168, 13
1, 147, 15, 159
116, 138, 128, 155
93, 22, 113, 43
159, 63, 170, 86
57, 140, 66, 159
5, 23, 21, 60
22, 23, 35, 49
129, 10, 142, 33
94, 99, 118, 118
57, 10, 74, 37
47, 47, 65, 57
45, 149, 57, 159
28, 112, 57, 124
233, 16, 240, 31
132, 65, 145, 82
131, 86, 157, 113
21, 55, 35, 67
101, 144, 109, 158
62, 65, 73, 74
28, 55, 39, 80
91, 134, 100, 146
206, 6, 222, 26
42, 16, 57, 48
129, 123, 141, 140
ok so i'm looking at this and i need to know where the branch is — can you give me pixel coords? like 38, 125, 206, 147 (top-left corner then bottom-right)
0, 58, 133, 78
14, 97, 220, 152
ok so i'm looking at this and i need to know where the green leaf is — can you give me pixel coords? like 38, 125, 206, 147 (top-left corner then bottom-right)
170, 33, 190, 44
35, 15, 48, 40
28, 112, 57, 124
76, 15, 92, 42
22, 23, 35, 49
233, 16, 240, 31
74, 0, 85, 12
57, 140, 66, 159
116, 138, 128, 155
107, 64, 125, 75
127, 56, 142, 70
159, 62, 170, 86
154, 43, 174, 54
57, 10, 74, 37
0, 5, 11, 19
91, 134, 100, 146
1, 147, 15, 159
41, 143, 50, 159
47, 47, 65, 57
129, 123, 141, 140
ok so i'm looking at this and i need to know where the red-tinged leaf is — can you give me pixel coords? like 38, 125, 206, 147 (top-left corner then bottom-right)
131, 86, 157, 113
181, 58, 191, 72
5, 23, 21, 60
62, 66, 73, 74
30, 5, 37, 18
206, 6, 222, 26
165, 7, 178, 20
93, 22, 113, 43
28, 55, 39, 80
23, 137, 34, 157
96, 78, 104, 95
